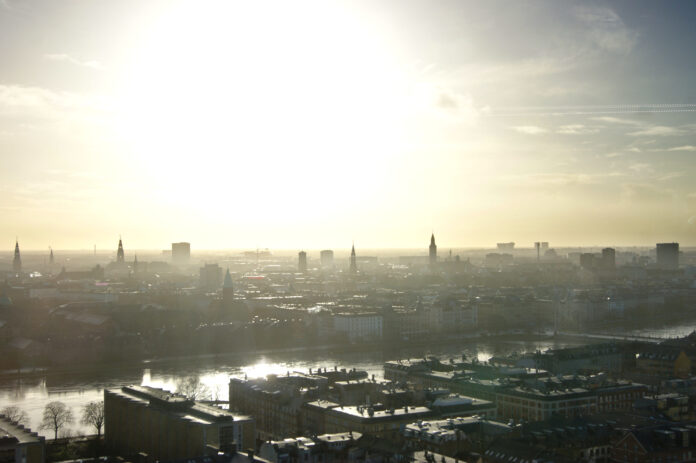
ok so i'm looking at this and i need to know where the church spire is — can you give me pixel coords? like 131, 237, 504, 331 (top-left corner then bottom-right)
349, 243, 357, 274
429, 233, 437, 265
13, 240, 21, 273
116, 236, 125, 263
223, 268, 233, 289
49, 247, 54, 265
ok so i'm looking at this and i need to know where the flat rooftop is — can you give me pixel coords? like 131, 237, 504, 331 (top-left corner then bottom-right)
108, 386, 252, 424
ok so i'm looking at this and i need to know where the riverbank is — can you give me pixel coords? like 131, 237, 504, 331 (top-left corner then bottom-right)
2, 322, 684, 384
0, 331, 562, 382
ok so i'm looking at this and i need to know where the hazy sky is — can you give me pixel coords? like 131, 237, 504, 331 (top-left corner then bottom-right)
1, 0, 695, 250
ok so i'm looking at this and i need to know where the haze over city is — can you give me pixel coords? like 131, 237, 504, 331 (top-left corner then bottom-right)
1, 0, 696, 250
6, 2, 696, 462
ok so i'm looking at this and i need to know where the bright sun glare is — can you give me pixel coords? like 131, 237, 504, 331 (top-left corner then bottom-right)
115, 1, 414, 220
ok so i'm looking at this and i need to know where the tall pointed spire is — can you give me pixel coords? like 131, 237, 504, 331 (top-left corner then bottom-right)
116, 236, 125, 263
429, 233, 437, 265
49, 247, 54, 265
349, 242, 357, 274
223, 268, 233, 288
12, 240, 21, 273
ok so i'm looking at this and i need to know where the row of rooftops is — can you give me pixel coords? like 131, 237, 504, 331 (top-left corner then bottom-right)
386, 357, 647, 399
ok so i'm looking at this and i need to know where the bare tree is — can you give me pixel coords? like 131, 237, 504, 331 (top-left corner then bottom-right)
1, 405, 30, 427
39, 401, 74, 440
81, 401, 105, 438
175, 375, 209, 400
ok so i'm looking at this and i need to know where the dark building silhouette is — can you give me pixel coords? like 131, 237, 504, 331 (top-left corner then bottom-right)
12, 240, 21, 273
349, 244, 357, 274
49, 247, 54, 265
602, 247, 616, 269
429, 233, 437, 265
580, 253, 595, 270
320, 250, 334, 269
656, 242, 679, 270
298, 251, 307, 273
223, 268, 234, 303
172, 242, 190, 265
116, 237, 125, 263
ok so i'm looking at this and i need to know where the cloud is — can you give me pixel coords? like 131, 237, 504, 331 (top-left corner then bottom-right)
628, 125, 684, 137
509, 171, 625, 188
666, 145, 696, 152
628, 163, 652, 173
622, 183, 674, 202
511, 125, 548, 135
556, 124, 600, 135
573, 5, 638, 55
436, 92, 458, 109
0, 84, 111, 133
45, 53, 105, 70
590, 116, 641, 125
658, 172, 685, 182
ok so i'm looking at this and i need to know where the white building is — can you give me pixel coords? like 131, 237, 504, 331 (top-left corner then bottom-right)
333, 313, 383, 342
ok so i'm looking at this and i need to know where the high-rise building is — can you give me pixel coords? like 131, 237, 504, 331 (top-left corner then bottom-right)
320, 250, 334, 269
429, 234, 437, 265
12, 240, 21, 273
497, 242, 515, 251
602, 248, 616, 269
349, 244, 357, 274
172, 242, 191, 265
298, 251, 307, 273
579, 253, 595, 270
199, 263, 222, 290
223, 268, 234, 303
534, 242, 541, 262
116, 237, 125, 263
656, 243, 679, 270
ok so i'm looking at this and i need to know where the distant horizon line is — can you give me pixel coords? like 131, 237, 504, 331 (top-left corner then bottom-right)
2, 244, 692, 254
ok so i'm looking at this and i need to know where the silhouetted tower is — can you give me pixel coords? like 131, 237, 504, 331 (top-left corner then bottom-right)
656, 242, 679, 270
12, 240, 21, 273
223, 268, 234, 304
349, 243, 357, 274
298, 251, 308, 273
601, 248, 616, 270
116, 237, 125, 263
133, 254, 139, 272
429, 233, 437, 265
49, 247, 54, 265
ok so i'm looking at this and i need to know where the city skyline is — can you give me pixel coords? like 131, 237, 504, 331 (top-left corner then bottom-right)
1, 1, 696, 249
2, 236, 690, 253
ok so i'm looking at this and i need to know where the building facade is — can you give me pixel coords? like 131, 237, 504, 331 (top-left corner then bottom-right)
105, 386, 254, 461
